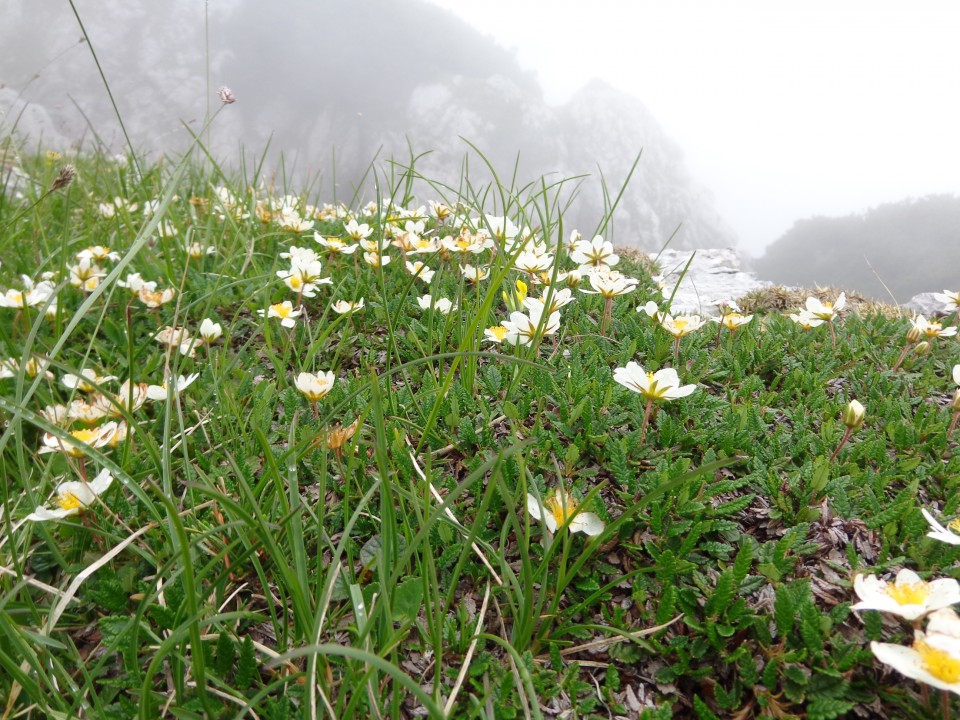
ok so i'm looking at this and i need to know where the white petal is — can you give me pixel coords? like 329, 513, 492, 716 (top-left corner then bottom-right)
570, 512, 605, 536
870, 641, 960, 694
26, 506, 75, 522
526, 493, 544, 522
88, 469, 114, 495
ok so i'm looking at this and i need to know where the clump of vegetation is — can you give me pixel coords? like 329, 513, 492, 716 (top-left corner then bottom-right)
3, 143, 960, 720
753, 194, 960, 301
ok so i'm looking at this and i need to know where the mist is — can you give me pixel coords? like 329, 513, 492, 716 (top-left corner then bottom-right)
0, 0, 733, 252
4, 0, 960, 292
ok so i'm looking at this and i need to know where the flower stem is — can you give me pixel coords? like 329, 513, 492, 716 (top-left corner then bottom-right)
640, 398, 655, 443
949, 411, 960, 440
891, 343, 911, 372
601, 297, 612, 337
829, 427, 852, 463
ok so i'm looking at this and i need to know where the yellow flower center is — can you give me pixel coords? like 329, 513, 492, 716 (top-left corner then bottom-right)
673, 319, 689, 333
11, 291, 24, 305
488, 326, 508, 341
71, 428, 101, 444
722, 313, 743, 330
289, 275, 303, 289
916, 641, 960, 683
885, 581, 931, 606
56, 491, 83, 511
948, 519, 960, 533
272, 303, 292, 318
546, 492, 578, 528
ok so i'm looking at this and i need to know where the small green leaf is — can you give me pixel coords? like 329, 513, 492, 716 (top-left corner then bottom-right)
393, 577, 424, 624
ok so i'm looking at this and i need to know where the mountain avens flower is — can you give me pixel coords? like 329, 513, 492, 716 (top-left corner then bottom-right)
526, 488, 604, 536
871, 608, 960, 695
295, 371, 335, 402
922, 509, 960, 546
613, 362, 696, 443
853, 569, 960, 620
26, 469, 114, 522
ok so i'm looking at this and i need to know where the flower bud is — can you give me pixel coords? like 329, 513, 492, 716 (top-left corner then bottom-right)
914, 341, 931, 356
843, 399, 865, 429
906, 325, 922, 343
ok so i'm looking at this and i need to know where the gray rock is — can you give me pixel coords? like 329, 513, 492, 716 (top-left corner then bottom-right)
903, 292, 949, 317
648, 248, 773, 317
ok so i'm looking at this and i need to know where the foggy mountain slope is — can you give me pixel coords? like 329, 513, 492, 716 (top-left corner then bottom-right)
0, 0, 734, 250
752, 194, 960, 301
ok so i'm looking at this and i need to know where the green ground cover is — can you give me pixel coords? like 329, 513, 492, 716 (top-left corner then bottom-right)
1, 150, 960, 719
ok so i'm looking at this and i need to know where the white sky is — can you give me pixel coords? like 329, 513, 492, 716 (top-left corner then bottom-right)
424, 0, 960, 256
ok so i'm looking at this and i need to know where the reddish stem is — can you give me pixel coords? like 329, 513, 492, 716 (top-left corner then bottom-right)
640, 398, 655, 443
829, 427, 853, 463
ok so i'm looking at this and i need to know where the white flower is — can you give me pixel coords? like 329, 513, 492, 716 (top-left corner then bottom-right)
155, 326, 198, 357
343, 218, 373, 242
147, 373, 200, 400
580, 270, 639, 299
139, 286, 176, 308
417, 295, 456, 314
954, 364, 960, 386
460, 264, 490, 283
638, 300, 663, 321
613, 362, 697, 402
362, 251, 390, 267
569, 235, 618, 273
77, 245, 120, 262
922, 509, 960, 546
910, 314, 958, 339
117, 273, 154, 295
62, 369, 118, 393
331, 299, 364, 314
789, 311, 826, 329
484, 326, 509, 344
934, 290, 960, 313
199, 318, 222, 344
526, 488, 604, 536
258, 301, 303, 328
714, 312, 754, 331
513, 250, 555, 275
871, 608, 960, 694
804, 293, 845, 321
295, 371, 335, 401
276, 207, 314, 232
26, 469, 114, 522
502, 310, 561, 346
39, 422, 119, 457
659, 313, 707, 339
524, 289, 574, 316
280, 245, 320, 265
852, 569, 960, 620
314, 234, 359, 254
405, 261, 435, 284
